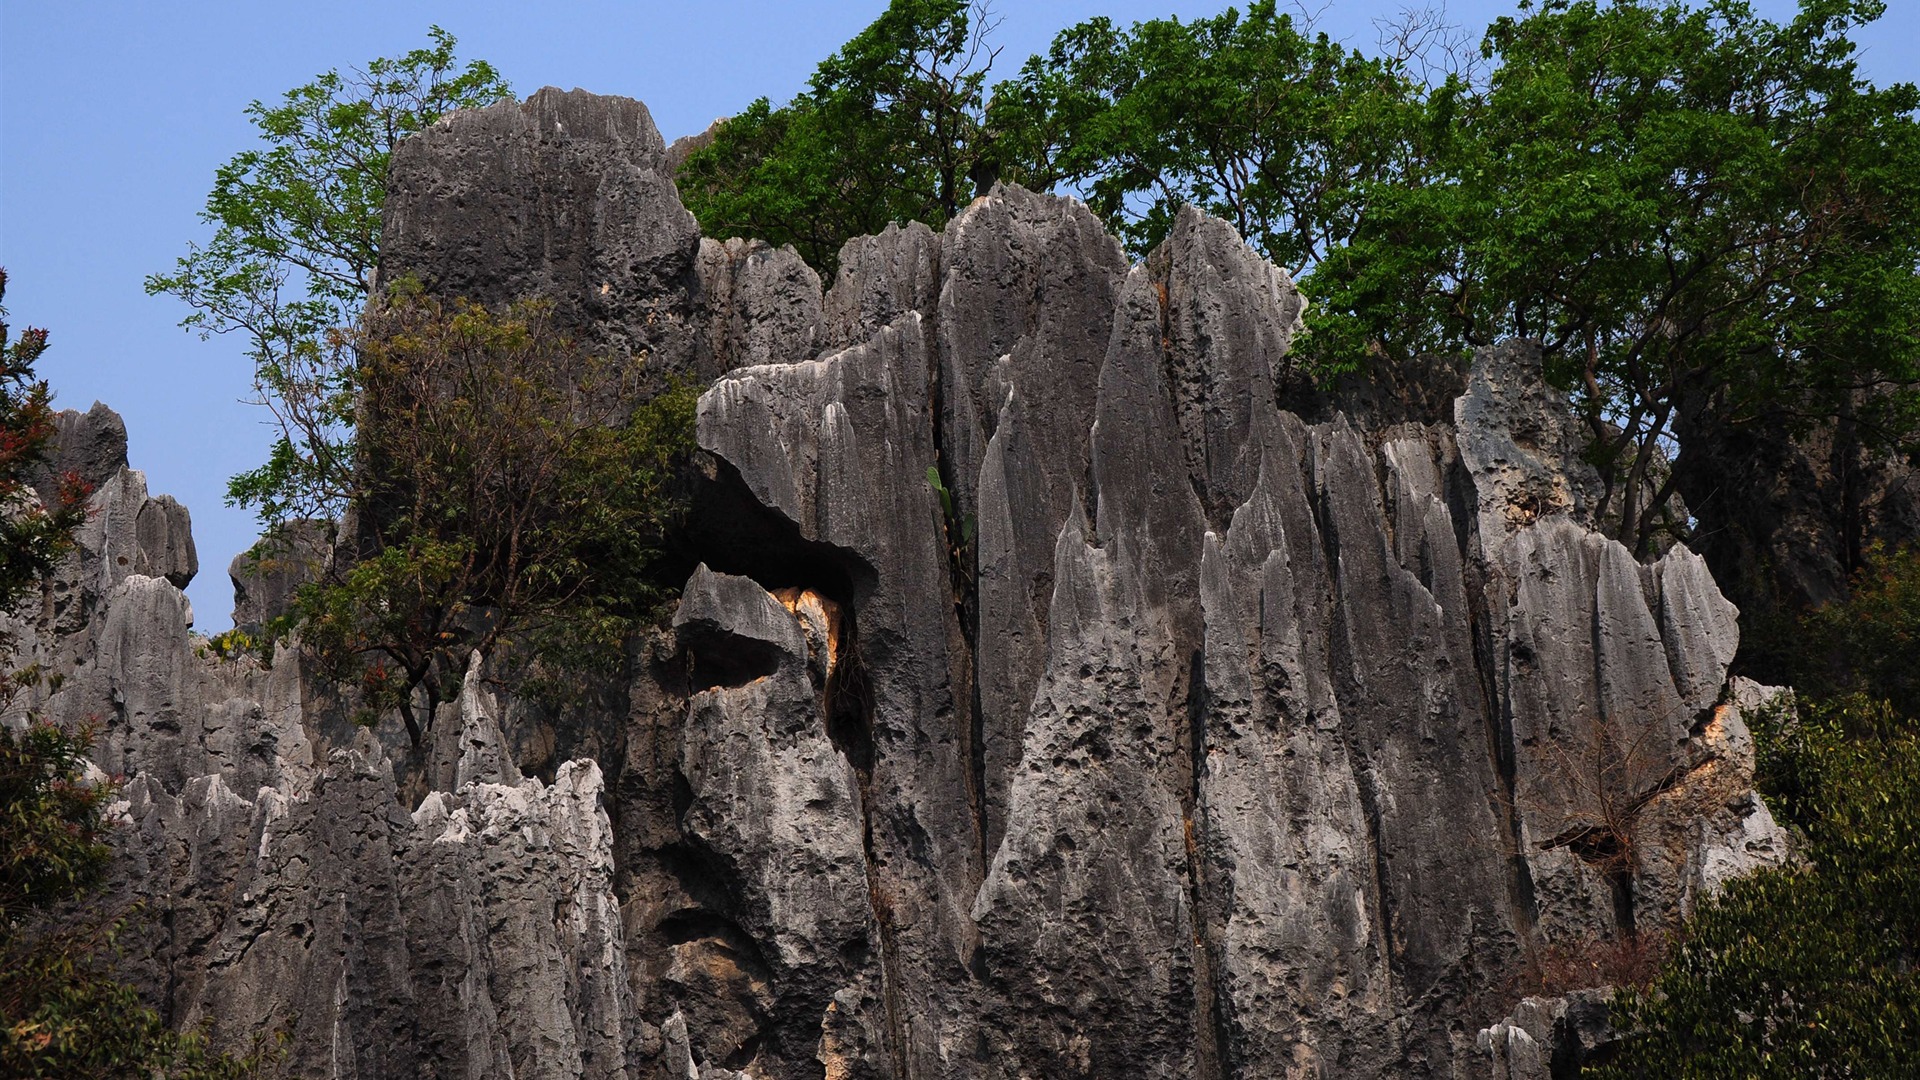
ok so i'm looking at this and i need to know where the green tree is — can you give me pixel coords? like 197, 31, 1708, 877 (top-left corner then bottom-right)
293, 286, 696, 746
682, 1, 1920, 552
1597, 694, 1920, 1076
984, 0, 1920, 550
1, 275, 268, 1078
678, 0, 1001, 274
987, 1, 1430, 283
1317, 0, 1920, 552
146, 28, 511, 525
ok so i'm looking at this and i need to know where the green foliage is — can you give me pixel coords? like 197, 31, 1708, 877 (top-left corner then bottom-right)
1599, 695, 1919, 1077
293, 287, 697, 744
0, 725, 111, 926
989, 1, 1428, 287
679, 0, 1001, 274
0, 726, 277, 1078
3, 271, 267, 1077
1599, 539, 1920, 1074
1320, 0, 1920, 551
925, 466, 977, 605
923, 465, 975, 548
0, 270, 88, 641
198, 627, 268, 666
146, 28, 511, 524
726, 0, 1920, 550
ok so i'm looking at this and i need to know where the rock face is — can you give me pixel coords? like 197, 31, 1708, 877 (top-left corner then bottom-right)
1477, 990, 1620, 1079
228, 518, 331, 635
13, 91, 1795, 1079
29, 399, 127, 505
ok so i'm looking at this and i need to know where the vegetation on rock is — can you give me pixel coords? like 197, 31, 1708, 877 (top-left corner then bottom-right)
0, 725, 273, 1079
687, 0, 1920, 555
291, 285, 696, 745
0, 269, 87, 645
117, 4, 1920, 1067
1601, 699, 1919, 1075
146, 28, 511, 525
147, 31, 700, 741
1, 275, 268, 1078
1594, 543, 1920, 1075
677, 0, 1003, 275
988, 0, 1429, 297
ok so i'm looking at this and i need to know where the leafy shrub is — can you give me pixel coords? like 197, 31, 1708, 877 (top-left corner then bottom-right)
293, 286, 697, 743
1598, 694, 1919, 1077
1, 725, 277, 1078
0, 269, 89, 688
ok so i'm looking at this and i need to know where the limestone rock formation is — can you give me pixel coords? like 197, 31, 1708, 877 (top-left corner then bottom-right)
227, 518, 331, 635
1477, 990, 1619, 1079
383, 86, 706, 384
10, 91, 1798, 1079
29, 399, 127, 505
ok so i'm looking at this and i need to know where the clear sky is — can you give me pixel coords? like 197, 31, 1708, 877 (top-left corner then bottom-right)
3, 0, 1914, 630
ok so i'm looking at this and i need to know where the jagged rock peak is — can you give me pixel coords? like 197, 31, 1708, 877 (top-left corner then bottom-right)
25, 90, 1794, 1080
31, 400, 127, 505
383, 87, 704, 376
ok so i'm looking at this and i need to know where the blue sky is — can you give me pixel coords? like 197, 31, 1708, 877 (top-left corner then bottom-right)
3, 0, 1914, 629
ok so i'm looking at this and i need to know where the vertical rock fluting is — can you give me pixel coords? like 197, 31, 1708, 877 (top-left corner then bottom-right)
3, 420, 645, 1079
381, 87, 706, 380
13, 91, 1791, 1079
691, 183, 1787, 1075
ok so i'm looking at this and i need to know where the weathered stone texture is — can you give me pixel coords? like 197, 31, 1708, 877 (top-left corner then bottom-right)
18, 91, 1796, 1080
1476, 989, 1619, 1080
30, 400, 127, 505
383, 86, 707, 381
228, 519, 331, 635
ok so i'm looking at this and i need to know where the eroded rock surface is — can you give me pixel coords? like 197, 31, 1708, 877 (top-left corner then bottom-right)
683, 171, 1787, 1075
16, 91, 1795, 1079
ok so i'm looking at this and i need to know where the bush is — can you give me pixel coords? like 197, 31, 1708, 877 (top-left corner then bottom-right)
1598, 694, 1920, 1077
292, 285, 696, 744
0, 725, 276, 1078
0, 268, 89, 683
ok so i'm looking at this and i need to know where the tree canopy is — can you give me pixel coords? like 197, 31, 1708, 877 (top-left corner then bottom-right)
292, 286, 696, 745
988, 0, 1430, 280
150, 32, 708, 742
680, 0, 1920, 554
146, 28, 512, 526
1321, 0, 1920, 551
677, 0, 1002, 274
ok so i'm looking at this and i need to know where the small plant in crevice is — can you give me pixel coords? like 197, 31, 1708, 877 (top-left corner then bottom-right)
925, 465, 977, 611
1504, 929, 1673, 1003
198, 627, 271, 666
1502, 712, 1695, 936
